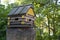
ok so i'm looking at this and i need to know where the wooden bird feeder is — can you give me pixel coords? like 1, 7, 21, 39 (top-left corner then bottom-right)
8, 4, 35, 27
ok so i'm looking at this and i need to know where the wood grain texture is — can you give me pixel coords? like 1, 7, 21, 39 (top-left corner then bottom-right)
6, 28, 36, 40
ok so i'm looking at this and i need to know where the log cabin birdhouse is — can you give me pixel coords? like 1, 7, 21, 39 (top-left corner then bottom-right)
8, 4, 35, 27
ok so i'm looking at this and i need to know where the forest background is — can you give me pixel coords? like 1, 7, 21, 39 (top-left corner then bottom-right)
0, 0, 60, 40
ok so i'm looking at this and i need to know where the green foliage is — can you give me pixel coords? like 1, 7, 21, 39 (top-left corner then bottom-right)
0, 4, 6, 40
0, 3, 16, 40
0, 0, 60, 40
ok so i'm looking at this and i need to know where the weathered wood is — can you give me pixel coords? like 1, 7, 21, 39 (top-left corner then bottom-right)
8, 19, 34, 27
6, 28, 36, 40
7, 4, 36, 40
10, 22, 32, 25
8, 24, 33, 27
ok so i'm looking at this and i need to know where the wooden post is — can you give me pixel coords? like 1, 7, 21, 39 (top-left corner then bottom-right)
6, 28, 36, 40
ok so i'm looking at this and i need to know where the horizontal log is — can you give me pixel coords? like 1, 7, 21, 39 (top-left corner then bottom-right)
8, 24, 33, 27
10, 19, 34, 22
10, 22, 33, 25
25, 17, 35, 21
26, 14, 35, 17
10, 18, 25, 20
9, 16, 35, 21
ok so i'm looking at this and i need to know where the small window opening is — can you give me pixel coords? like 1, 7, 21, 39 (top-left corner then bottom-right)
15, 18, 18, 20
29, 19, 31, 21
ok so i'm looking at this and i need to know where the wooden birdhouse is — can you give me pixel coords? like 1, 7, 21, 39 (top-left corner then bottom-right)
8, 4, 35, 27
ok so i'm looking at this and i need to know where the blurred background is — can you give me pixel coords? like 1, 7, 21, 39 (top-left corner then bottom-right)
0, 0, 60, 40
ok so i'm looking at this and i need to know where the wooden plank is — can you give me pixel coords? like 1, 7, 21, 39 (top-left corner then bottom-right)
10, 19, 34, 23
10, 22, 32, 25
10, 18, 26, 22
6, 28, 36, 40
25, 16, 34, 21
11, 22, 22, 24
8, 24, 33, 27
26, 14, 34, 18
10, 17, 26, 20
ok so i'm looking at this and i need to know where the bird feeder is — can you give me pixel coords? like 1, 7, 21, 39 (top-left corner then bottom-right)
8, 4, 35, 27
